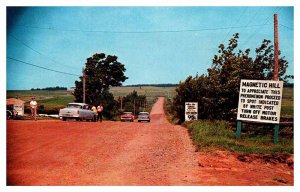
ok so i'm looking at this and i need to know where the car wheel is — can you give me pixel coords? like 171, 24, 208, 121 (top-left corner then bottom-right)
7, 111, 12, 120
62, 117, 67, 121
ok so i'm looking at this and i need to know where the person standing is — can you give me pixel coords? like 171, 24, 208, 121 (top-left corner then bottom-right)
30, 97, 38, 121
91, 105, 97, 121
97, 104, 104, 122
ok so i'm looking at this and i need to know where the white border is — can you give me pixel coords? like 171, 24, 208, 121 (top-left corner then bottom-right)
1, 1, 298, 192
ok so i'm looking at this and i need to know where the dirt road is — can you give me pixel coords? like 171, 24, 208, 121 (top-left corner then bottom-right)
7, 97, 293, 186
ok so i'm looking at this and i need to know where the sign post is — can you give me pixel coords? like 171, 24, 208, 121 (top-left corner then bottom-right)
236, 120, 242, 139
185, 102, 198, 121
237, 79, 283, 143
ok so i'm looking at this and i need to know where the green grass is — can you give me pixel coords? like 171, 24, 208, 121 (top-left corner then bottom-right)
7, 90, 74, 112
185, 120, 293, 154
281, 87, 294, 116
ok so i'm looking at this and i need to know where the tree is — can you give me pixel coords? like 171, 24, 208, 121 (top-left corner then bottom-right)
73, 53, 128, 118
172, 33, 291, 122
120, 90, 147, 115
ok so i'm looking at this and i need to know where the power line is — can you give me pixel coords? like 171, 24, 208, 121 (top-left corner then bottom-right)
9, 34, 81, 70
221, 7, 248, 43
279, 24, 294, 31
13, 24, 271, 34
7, 57, 80, 77
241, 7, 283, 48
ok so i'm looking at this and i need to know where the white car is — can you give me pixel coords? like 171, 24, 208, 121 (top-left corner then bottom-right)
137, 112, 150, 122
59, 103, 97, 121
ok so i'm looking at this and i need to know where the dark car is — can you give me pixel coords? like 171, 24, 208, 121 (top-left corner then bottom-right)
6, 107, 18, 120
120, 112, 134, 122
137, 112, 150, 122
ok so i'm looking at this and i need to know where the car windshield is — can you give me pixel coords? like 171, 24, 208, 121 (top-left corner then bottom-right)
66, 104, 82, 109
139, 112, 149, 115
123, 112, 133, 115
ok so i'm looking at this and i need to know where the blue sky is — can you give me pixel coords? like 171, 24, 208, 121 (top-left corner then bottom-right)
6, 6, 294, 90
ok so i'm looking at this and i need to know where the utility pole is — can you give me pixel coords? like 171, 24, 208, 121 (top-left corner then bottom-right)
120, 96, 123, 111
273, 13, 280, 144
274, 13, 279, 81
133, 99, 136, 116
83, 68, 86, 103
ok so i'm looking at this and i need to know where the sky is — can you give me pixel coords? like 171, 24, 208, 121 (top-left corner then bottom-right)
6, 6, 294, 90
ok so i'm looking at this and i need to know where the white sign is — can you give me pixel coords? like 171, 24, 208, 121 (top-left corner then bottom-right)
185, 102, 198, 121
237, 79, 283, 124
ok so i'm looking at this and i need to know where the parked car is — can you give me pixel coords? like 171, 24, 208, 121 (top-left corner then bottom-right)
59, 103, 96, 121
6, 107, 18, 120
137, 112, 150, 122
120, 112, 134, 122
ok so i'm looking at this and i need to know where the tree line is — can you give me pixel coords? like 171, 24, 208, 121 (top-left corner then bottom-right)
31, 86, 67, 91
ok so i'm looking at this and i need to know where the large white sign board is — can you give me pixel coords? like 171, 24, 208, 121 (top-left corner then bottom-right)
237, 79, 283, 124
185, 102, 198, 121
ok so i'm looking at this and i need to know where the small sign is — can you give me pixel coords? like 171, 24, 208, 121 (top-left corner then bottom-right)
185, 102, 198, 121
237, 79, 283, 124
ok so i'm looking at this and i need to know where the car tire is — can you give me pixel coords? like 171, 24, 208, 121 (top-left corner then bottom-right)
7, 111, 12, 120
62, 117, 67, 121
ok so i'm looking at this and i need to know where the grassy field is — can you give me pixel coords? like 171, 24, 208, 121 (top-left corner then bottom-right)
7, 90, 74, 113
281, 87, 294, 116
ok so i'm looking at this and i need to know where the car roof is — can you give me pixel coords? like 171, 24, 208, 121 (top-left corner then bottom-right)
139, 112, 149, 114
67, 103, 87, 106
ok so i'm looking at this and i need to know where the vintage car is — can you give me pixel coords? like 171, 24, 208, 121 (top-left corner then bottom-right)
137, 112, 150, 122
120, 112, 134, 122
6, 107, 18, 120
59, 103, 96, 121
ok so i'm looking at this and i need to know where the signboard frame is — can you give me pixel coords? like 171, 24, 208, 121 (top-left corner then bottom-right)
236, 79, 283, 144
185, 102, 198, 121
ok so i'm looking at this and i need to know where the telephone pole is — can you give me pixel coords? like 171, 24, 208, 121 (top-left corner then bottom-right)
274, 13, 279, 81
120, 96, 123, 111
83, 68, 86, 103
